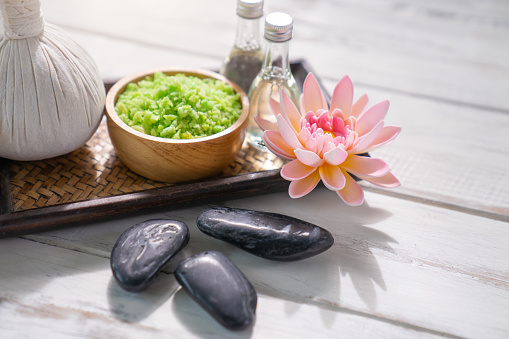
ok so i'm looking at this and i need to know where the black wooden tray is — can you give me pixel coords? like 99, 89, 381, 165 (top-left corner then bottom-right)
0, 60, 329, 237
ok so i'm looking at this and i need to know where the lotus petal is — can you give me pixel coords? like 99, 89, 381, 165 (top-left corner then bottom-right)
277, 114, 302, 150
344, 130, 358, 150
264, 145, 294, 160
305, 137, 317, 154
270, 97, 282, 117
336, 170, 364, 206
263, 131, 295, 159
331, 115, 345, 135
323, 145, 348, 165
303, 112, 317, 127
299, 94, 305, 115
319, 163, 346, 190
317, 110, 332, 131
349, 121, 384, 154
321, 134, 334, 155
281, 160, 316, 181
351, 93, 368, 118
281, 91, 302, 132
331, 108, 345, 120
301, 73, 328, 115
341, 155, 390, 178
295, 149, 324, 167
322, 141, 336, 155
330, 75, 353, 119
362, 125, 402, 153
313, 132, 326, 154
359, 171, 401, 188
299, 127, 312, 145
288, 170, 321, 198
356, 100, 389, 136
255, 116, 278, 132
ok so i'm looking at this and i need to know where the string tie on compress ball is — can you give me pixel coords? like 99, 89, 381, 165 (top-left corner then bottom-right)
0, 0, 44, 39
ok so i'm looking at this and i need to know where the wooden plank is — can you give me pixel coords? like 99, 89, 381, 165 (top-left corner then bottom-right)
0, 237, 447, 338
39, 0, 509, 111
319, 78, 509, 219
24, 188, 509, 339
0, 158, 12, 215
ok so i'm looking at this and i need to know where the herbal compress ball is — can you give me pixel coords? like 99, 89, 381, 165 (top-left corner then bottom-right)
0, 0, 105, 161
115, 73, 242, 139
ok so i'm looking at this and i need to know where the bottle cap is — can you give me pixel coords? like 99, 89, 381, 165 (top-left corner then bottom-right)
237, 0, 264, 19
264, 12, 293, 42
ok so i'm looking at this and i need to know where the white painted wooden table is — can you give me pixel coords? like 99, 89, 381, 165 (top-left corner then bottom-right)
1, 0, 508, 338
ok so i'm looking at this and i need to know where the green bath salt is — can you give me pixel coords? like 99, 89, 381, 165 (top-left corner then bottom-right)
115, 72, 242, 139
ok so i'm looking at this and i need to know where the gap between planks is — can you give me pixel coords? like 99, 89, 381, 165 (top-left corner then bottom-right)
44, 22, 221, 64
325, 78, 509, 116
252, 281, 466, 339
362, 186, 509, 223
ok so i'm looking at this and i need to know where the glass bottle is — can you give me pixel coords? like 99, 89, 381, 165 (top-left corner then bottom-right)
246, 12, 300, 150
220, 0, 264, 94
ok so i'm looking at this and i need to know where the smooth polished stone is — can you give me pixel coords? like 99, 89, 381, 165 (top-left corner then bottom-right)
196, 207, 334, 261
111, 219, 189, 292
175, 251, 257, 331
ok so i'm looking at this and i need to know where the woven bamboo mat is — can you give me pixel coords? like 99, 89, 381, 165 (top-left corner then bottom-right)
7, 117, 285, 213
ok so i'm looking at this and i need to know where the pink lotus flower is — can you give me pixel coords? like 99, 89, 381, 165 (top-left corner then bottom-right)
256, 73, 401, 206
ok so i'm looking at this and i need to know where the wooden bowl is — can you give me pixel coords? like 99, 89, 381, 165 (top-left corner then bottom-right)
105, 68, 250, 183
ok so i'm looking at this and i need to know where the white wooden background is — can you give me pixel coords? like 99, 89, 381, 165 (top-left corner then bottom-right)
1, 0, 508, 338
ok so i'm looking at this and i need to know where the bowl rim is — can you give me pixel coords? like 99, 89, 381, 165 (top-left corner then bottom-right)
105, 67, 250, 144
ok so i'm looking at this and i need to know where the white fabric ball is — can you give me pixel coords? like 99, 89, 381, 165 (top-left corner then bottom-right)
0, 6, 105, 161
